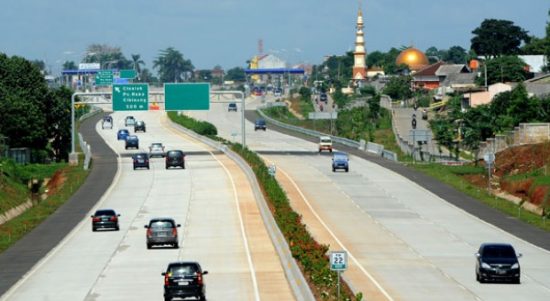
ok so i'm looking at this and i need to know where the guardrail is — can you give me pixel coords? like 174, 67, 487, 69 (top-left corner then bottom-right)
168, 120, 316, 301
257, 106, 399, 161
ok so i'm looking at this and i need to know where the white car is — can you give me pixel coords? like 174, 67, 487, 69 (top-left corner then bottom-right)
149, 143, 165, 158
102, 116, 113, 129
319, 136, 333, 153
125, 116, 136, 126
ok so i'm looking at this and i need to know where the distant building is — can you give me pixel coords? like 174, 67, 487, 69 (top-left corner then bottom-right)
466, 83, 512, 107
257, 54, 286, 69
518, 55, 548, 74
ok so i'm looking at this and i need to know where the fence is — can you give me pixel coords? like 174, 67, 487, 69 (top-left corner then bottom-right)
479, 123, 550, 156
77, 106, 102, 170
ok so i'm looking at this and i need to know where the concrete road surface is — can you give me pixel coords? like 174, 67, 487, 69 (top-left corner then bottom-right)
187, 97, 550, 301
0, 111, 294, 301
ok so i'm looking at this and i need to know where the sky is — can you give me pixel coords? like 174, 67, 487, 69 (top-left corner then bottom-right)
0, 0, 548, 74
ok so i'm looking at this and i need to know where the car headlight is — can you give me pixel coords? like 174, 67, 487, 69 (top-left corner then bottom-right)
511, 263, 519, 269
481, 262, 491, 269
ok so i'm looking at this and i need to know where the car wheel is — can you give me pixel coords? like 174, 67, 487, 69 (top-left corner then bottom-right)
345, 168, 349, 172
514, 277, 520, 284
164, 296, 171, 301
115, 226, 120, 231
332, 168, 335, 172
147, 243, 152, 249
479, 276, 486, 283
174, 243, 179, 249
92, 227, 97, 232
182, 164, 185, 169
166, 165, 169, 169
199, 294, 206, 301
476, 273, 480, 282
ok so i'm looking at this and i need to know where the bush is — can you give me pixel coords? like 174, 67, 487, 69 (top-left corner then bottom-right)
167, 112, 217, 136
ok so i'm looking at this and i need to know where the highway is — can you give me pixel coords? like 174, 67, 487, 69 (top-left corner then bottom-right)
0, 110, 295, 301
188, 94, 550, 301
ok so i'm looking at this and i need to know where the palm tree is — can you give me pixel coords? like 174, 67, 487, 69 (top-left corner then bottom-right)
131, 54, 145, 76
153, 47, 194, 83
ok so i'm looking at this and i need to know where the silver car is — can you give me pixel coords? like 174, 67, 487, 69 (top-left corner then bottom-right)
145, 218, 181, 249
149, 142, 165, 157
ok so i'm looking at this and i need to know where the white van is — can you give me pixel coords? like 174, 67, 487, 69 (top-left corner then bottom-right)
319, 136, 333, 153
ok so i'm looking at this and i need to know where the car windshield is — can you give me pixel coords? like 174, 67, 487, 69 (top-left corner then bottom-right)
321, 138, 331, 143
150, 220, 175, 229
229, 103, 236, 107
256, 120, 265, 125
134, 154, 147, 159
334, 154, 348, 160
483, 246, 516, 258
168, 151, 183, 158
127, 136, 138, 140
151, 145, 162, 150
169, 264, 198, 276
95, 210, 115, 216
119, 130, 129, 134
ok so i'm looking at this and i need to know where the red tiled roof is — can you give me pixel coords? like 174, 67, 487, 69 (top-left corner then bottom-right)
413, 61, 444, 76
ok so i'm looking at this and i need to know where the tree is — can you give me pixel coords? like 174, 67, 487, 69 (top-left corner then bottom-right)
153, 47, 194, 83
382, 76, 412, 100
31, 60, 47, 74
476, 56, 528, 85
136, 68, 157, 84
443, 46, 467, 64
225, 67, 246, 82
0, 54, 50, 154
131, 54, 145, 76
471, 19, 530, 58
45, 86, 72, 160
82, 44, 132, 69
366, 51, 385, 68
62, 61, 77, 70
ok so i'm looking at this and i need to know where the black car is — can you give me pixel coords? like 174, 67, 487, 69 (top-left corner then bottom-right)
162, 262, 208, 301
145, 218, 181, 249
125, 135, 139, 149
320, 93, 328, 102
91, 209, 120, 231
165, 150, 185, 169
254, 118, 267, 131
134, 120, 146, 132
133, 153, 150, 170
475, 243, 522, 284
228, 103, 237, 112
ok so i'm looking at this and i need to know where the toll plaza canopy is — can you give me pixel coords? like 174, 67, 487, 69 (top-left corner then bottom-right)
61, 69, 117, 75
245, 68, 305, 74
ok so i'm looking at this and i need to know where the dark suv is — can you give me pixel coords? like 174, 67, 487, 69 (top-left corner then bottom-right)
475, 243, 522, 284
91, 209, 120, 231
162, 262, 208, 301
145, 218, 181, 249
125, 135, 139, 149
134, 120, 146, 132
132, 153, 150, 170
166, 150, 185, 169
228, 102, 237, 112
254, 118, 266, 131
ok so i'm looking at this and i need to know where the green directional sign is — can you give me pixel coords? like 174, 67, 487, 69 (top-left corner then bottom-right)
112, 84, 149, 111
120, 69, 137, 79
165, 83, 210, 111
95, 70, 113, 86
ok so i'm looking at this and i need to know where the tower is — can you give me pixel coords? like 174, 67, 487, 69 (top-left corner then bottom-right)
352, 5, 367, 82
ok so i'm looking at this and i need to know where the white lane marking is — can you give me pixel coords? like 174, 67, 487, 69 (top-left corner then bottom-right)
0, 120, 124, 301
270, 160, 394, 301
163, 116, 261, 301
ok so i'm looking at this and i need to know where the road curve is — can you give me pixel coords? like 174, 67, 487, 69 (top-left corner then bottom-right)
0, 113, 117, 296
188, 95, 550, 301
1, 111, 295, 301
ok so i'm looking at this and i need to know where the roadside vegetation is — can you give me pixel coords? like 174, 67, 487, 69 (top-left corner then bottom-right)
168, 113, 362, 301
0, 157, 89, 253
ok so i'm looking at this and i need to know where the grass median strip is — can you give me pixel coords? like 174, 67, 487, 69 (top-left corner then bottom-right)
168, 112, 363, 301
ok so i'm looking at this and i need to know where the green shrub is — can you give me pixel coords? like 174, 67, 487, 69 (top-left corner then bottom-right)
167, 112, 217, 136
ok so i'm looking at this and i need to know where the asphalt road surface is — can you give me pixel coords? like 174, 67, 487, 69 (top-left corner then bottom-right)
0, 110, 295, 301
187, 94, 550, 301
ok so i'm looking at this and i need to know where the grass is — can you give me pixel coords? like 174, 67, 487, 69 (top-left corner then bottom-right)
411, 163, 550, 231
0, 155, 89, 253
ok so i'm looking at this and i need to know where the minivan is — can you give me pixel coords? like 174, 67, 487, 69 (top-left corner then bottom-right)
475, 243, 521, 284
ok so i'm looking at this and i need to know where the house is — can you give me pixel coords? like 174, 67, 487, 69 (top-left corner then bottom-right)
523, 74, 550, 98
466, 83, 512, 107
412, 61, 444, 90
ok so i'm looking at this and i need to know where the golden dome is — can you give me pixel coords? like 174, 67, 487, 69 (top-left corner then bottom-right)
396, 47, 429, 71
